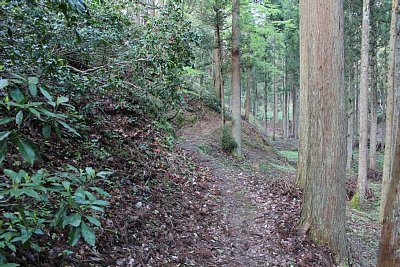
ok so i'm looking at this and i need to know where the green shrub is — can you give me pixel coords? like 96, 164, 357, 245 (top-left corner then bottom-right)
221, 125, 237, 153
0, 76, 80, 165
201, 93, 220, 113
351, 192, 361, 210
0, 166, 112, 264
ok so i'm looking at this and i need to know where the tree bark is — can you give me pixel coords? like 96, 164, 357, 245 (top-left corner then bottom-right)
357, 0, 370, 206
346, 67, 355, 170
253, 76, 258, 122
369, 0, 378, 170
264, 78, 268, 134
273, 71, 277, 141
380, 0, 399, 222
292, 85, 296, 136
377, 109, 400, 266
297, 0, 348, 265
231, 0, 242, 156
245, 64, 251, 121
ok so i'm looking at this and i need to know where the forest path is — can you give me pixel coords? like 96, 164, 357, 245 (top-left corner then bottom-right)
176, 108, 335, 266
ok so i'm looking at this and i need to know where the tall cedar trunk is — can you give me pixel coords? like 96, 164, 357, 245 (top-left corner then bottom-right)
273, 75, 278, 141
282, 96, 287, 140
297, 0, 348, 265
283, 91, 288, 139
286, 92, 289, 137
292, 85, 296, 136
273, 47, 277, 141
294, 86, 300, 138
369, 0, 378, 170
213, 6, 225, 127
355, 65, 359, 139
357, 0, 370, 206
231, 0, 241, 156
284, 52, 289, 138
254, 78, 258, 122
380, 0, 399, 222
377, 110, 400, 266
245, 65, 251, 121
346, 66, 355, 170
264, 79, 268, 134
213, 49, 221, 97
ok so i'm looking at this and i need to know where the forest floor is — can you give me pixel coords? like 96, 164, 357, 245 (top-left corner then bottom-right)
176, 102, 382, 267
175, 104, 336, 266
4, 93, 380, 266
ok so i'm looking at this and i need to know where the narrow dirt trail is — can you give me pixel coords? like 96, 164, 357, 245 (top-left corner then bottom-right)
176, 110, 335, 266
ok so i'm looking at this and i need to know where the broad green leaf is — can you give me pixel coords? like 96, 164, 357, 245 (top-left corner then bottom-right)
74, 187, 86, 203
28, 77, 38, 96
42, 125, 51, 139
0, 141, 7, 165
89, 205, 104, 213
4, 169, 19, 180
16, 110, 23, 127
58, 96, 69, 104
0, 131, 11, 142
20, 188, 41, 200
81, 221, 95, 247
84, 191, 96, 201
66, 214, 82, 227
17, 139, 37, 165
0, 79, 9, 89
91, 200, 109, 206
96, 171, 113, 178
30, 242, 41, 252
0, 263, 20, 267
0, 117, 14, 125
62, 181, 71, 191
39, 87, 52, 102
9, 72, 25, 81
89, 187, 110, 197
54, 203, 67, 227
28, 108, 41, 119
37, 108, 66, 119
85, 167, 95, 178
85, 215, 101, 227
57, 121, 81, 137
68, 226, 81, 246
10, 89, 24, 103
6, 243, 17, 252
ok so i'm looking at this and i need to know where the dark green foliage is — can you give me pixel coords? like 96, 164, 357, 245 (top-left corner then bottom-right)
201, 93, 221, 113
221, 125, 237, 153
0, 76, 79, 165
0, 167, 111, 263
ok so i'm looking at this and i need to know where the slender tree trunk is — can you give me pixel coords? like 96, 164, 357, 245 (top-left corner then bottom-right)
357, 0, 370, 206
355, 63, 360, 140
294, 86, 300, 138
283, 91, 288, 140
346, 67, 355, 170
254, 78, 258, 122
231, 0, 241, 156
377, 109, 400, 266
292, 85, 296, 136
369, 1, 378, 170
297, 1, 348, 265
264, 78, 268, 134
273, 73, 277, 141
284, 52, 289, 138
380, 0, 399, 222
245, 64, 251, 121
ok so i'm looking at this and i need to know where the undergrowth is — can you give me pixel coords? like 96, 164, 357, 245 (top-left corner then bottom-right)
221, 125, 237, 153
